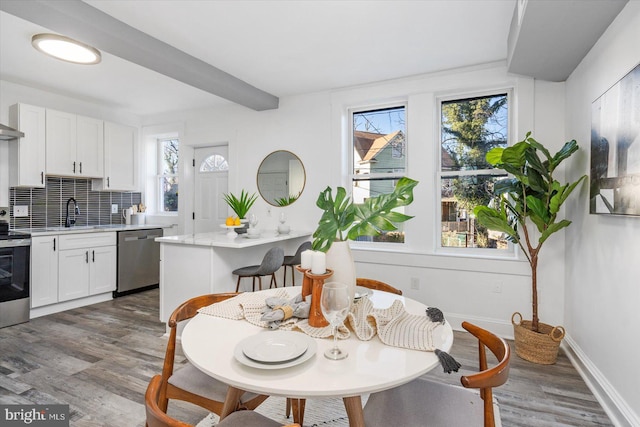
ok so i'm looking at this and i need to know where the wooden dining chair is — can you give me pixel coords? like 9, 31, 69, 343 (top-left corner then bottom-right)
158, 293, 269, 415
233, 247, 284, 291
146, 375, 300, 427
362, 321, 511, 427
356, 277, 403, 295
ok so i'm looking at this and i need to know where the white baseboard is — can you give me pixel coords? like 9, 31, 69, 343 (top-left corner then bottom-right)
30, 293, 113, 319
446, 312, 514, 338
563, 335, 639, 427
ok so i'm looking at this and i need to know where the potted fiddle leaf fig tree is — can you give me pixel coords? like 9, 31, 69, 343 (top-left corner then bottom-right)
473, 132, 587, 364
312, 177, 418, 299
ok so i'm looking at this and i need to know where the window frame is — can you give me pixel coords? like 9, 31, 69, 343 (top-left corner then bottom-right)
349, 102, 410, 248
435, 88, 516, 257
157, 137, 179, 214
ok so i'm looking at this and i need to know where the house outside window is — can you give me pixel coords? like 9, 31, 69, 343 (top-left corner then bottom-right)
351, 105, 407, 244
438, 93, 510, 250
159, 138, 179, 212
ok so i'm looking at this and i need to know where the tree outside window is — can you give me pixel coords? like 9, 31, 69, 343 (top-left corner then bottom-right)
352, 105, 407, 243
439, 94, 509, 249
159, 138, 179, 212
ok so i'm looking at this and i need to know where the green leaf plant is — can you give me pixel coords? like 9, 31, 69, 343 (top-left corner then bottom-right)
223, 190, 258, 219
473, 132, 587, 333
312, 177, 418, 253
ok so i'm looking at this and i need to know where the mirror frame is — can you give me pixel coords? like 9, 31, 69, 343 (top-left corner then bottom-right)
256, 150, 306, 207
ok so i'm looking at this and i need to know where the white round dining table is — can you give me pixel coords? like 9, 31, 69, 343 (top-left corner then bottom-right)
180, 289, 454, 427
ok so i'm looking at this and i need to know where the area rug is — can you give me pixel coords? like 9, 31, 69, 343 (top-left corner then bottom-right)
196, 396, 365, 427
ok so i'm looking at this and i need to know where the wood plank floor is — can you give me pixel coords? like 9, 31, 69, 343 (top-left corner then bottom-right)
0, 289, 612, 426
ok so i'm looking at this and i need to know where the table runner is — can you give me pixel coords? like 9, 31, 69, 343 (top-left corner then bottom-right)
197, 288, 440, 352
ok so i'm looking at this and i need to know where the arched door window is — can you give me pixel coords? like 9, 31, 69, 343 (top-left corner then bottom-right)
200, 154, 228, 172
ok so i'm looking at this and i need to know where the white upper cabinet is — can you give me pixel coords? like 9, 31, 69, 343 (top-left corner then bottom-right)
93, 121, 137, 191
76, 115, 104, 177
8, 103, 46, 187
46, 109, 104, 178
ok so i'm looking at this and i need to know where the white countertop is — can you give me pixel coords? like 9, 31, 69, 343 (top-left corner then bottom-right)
17, 224, 168, 236
156, 229, 313, 248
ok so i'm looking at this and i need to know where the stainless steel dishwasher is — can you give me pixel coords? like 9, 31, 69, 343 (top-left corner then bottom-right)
115, 228, 163, 297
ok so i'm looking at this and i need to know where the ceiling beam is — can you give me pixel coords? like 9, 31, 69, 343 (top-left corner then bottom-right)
0, 0, 279, 111
507, 0, 628, 82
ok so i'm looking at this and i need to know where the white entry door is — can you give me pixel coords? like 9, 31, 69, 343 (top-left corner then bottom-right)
194, 145, 229, 233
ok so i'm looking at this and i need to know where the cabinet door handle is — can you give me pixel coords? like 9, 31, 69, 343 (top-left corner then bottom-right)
79, 162, 83, 174
41, 171, 44, 184
85, 251, 89, 263
107, 177, 110, 188
92, 250, 95, 262
53, 238, 56, 251
73, 161, 76, 174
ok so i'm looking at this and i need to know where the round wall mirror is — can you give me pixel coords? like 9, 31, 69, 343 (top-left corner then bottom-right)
257, 150, 306, 206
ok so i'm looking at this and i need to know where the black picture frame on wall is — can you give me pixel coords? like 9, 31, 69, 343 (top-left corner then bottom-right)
590, 63, 640, 216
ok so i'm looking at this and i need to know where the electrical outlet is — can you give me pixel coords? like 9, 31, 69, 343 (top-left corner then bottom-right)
111, 204, 118, 214
13, 205, 29, 217
491, 282, 503, 293
410, 277, 420, 290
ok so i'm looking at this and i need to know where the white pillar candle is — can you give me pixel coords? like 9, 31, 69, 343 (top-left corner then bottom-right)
311, 251, 326, 275
300, 250, 313, 269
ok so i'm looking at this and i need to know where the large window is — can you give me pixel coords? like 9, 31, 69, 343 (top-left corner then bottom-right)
351, 105, 407, 243
158, 138, 179, 212
439, 93, 509, 250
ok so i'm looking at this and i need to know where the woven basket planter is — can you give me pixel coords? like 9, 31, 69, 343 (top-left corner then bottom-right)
511, 312, 565, 365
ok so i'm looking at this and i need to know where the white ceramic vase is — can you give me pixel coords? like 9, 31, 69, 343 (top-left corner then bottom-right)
325, 240, 357, 302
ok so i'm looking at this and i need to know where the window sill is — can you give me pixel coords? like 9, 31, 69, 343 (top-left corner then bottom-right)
350, 243, 529, 276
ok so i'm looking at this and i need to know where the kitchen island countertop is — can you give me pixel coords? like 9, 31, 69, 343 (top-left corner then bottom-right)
156, 229, 312, 248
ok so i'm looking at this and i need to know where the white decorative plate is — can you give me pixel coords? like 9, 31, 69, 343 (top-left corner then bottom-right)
242, 331, 308, 363
234, 332, 317, 369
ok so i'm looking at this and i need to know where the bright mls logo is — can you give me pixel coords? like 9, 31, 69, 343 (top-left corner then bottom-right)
1, 405, 69, 426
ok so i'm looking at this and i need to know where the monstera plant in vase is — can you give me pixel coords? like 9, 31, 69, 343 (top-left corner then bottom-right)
312, 177, 418, 300
223, 190, 258, 234
474, 132, 586, 364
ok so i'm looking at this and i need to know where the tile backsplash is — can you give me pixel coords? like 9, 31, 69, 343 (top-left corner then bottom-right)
9, 177, 141, 229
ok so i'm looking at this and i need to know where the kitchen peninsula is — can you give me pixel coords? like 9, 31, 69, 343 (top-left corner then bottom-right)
156, 229, 312, 323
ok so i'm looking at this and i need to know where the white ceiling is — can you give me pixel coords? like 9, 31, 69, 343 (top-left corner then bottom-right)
0, 1, 517, 116
1, 0, 628, 118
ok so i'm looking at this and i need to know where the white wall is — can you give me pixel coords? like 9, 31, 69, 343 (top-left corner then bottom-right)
564, 3, 640, 426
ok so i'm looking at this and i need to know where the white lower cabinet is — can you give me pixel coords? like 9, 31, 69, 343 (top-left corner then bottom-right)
58, 245, 116, 301
58, 232, 117, 302
31, 236, 59, 308
31, 232, 116, 307
58, 248, 92, 301
89, 245, 117, 295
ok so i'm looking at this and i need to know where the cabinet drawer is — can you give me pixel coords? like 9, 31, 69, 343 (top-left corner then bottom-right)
58, 232, 116, 250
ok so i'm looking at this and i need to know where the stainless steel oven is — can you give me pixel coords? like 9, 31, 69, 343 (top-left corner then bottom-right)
0, 223, 31, 329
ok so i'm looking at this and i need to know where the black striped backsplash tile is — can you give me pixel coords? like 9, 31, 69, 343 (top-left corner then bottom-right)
9, 178, 141, 229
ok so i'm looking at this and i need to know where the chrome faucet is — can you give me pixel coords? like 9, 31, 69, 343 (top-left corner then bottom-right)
65, 197, 80, 227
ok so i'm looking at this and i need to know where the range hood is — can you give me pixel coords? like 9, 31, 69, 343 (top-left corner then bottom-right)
0, 123, 25, 140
